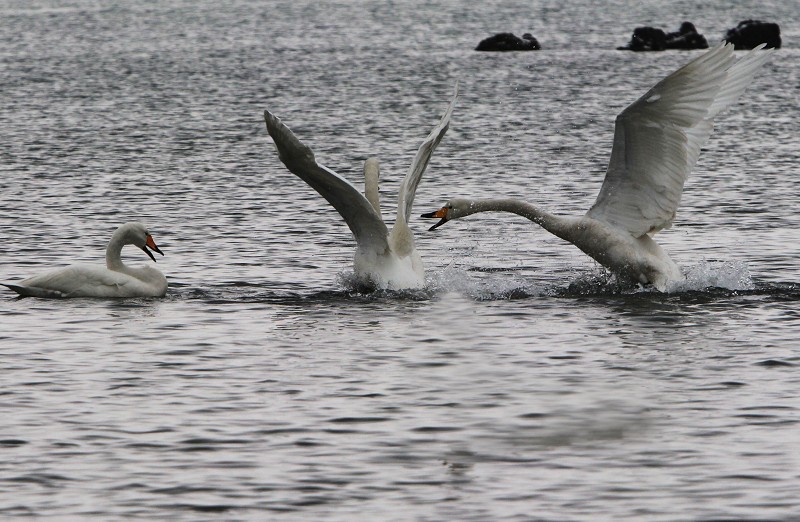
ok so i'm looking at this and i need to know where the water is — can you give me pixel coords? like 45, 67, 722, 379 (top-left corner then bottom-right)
2, 1, 799, 519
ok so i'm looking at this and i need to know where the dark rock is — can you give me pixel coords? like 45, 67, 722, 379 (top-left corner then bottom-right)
665, 21, 708, 50
618, 22, 708, 51
725, 20, 781, 50
617, 27, 667, 51
476, 32, 540, 52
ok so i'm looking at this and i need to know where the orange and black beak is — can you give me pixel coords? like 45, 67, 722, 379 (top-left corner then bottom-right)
421, 207, 449, 231
141, 234, 164, 262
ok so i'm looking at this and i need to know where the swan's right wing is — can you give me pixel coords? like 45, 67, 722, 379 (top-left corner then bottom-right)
396, 82, 458, 225
586, 43, 772, 237
264, 111, 390, 251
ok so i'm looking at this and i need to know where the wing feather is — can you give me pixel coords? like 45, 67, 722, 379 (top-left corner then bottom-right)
586, 42, 773, 237
396, 82, 458, 225
17, 266, 141, 297
263, 111, 390, 252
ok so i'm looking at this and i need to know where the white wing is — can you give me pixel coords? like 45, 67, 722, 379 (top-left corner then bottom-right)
396, 82, 458, 226
263, 110, 390, 252
586, 42, 772, 237
18, 265, 146, 297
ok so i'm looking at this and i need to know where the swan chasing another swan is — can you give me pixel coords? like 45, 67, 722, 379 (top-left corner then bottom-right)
264, 83, 458, 290
423, 43, 772, 291
3, 222, 167, 298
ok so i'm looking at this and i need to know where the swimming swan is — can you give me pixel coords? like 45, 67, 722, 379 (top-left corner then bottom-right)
3, 222, 167, 298
423, 43, 772, 291
264, 83, 458, 290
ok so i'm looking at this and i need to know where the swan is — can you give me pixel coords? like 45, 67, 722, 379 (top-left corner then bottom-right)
263, 83, 458, 290
422, 43, 772, 291
3, 222, 168, 298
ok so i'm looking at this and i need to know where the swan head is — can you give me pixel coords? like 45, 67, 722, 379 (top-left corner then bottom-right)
420, 198, 473, 230
117, 222, 164, 262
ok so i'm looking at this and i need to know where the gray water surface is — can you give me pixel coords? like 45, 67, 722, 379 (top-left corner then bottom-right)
1, 1, 799, 519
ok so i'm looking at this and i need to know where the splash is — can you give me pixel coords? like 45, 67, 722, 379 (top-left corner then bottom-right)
335, 270, 432, 299
425, 265, 546, 300
336, 260, 757, 299
668, 260, 755, 292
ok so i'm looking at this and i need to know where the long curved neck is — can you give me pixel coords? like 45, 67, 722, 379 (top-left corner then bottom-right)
465, 198, 573, 238
364, 158, 381, 216
106, 230, 129, 271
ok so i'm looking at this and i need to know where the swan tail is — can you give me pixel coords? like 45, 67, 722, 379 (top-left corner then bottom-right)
2, 283, 66, 299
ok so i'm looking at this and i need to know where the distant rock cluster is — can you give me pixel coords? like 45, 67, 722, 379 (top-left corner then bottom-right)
617, 20, 781, 52
474, 20, 781, 53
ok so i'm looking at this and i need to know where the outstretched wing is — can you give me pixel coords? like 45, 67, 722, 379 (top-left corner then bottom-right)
263, 110, 390, 252
586, 42, 772, 237
396, 82, 458, 226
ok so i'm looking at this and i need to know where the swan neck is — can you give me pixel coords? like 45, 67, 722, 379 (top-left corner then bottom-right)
364, 158, 381, 216
106, 230, 128, 271
469, 199, 559, 229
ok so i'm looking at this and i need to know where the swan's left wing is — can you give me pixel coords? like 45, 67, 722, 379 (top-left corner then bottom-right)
264, 111, 390, 252
396, 82, 458, 225
14, 265, 156, 298
2, 283, 66, 298
586, 43, 772, 237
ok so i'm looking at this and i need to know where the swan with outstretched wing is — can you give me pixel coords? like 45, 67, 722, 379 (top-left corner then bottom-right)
423, 44, 772, 291
265, 83, 457, 290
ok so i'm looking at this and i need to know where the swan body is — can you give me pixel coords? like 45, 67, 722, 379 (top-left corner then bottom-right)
423, 43, 772, 291
3, 222, 167, 298
264, 83, 458, 290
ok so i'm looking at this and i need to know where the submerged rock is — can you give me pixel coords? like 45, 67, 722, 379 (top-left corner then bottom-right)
724, 20, 781, 49
475, 32, 541, 51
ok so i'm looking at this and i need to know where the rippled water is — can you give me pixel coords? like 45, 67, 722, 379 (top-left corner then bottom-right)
2, 0, 799, 519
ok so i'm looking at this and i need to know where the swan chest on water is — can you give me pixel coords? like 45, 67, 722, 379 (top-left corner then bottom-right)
570, 218, 682, 288
353, 247, 424, 290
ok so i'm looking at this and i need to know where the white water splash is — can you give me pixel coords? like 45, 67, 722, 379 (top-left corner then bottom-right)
337, 260, 755, 298
426, 265, 545, 300
668, 260, 755, 292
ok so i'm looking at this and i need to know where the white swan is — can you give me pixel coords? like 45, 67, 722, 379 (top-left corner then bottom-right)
263, 83, 458, 290
423, 43, 772, 291
3, 222, 167, 298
